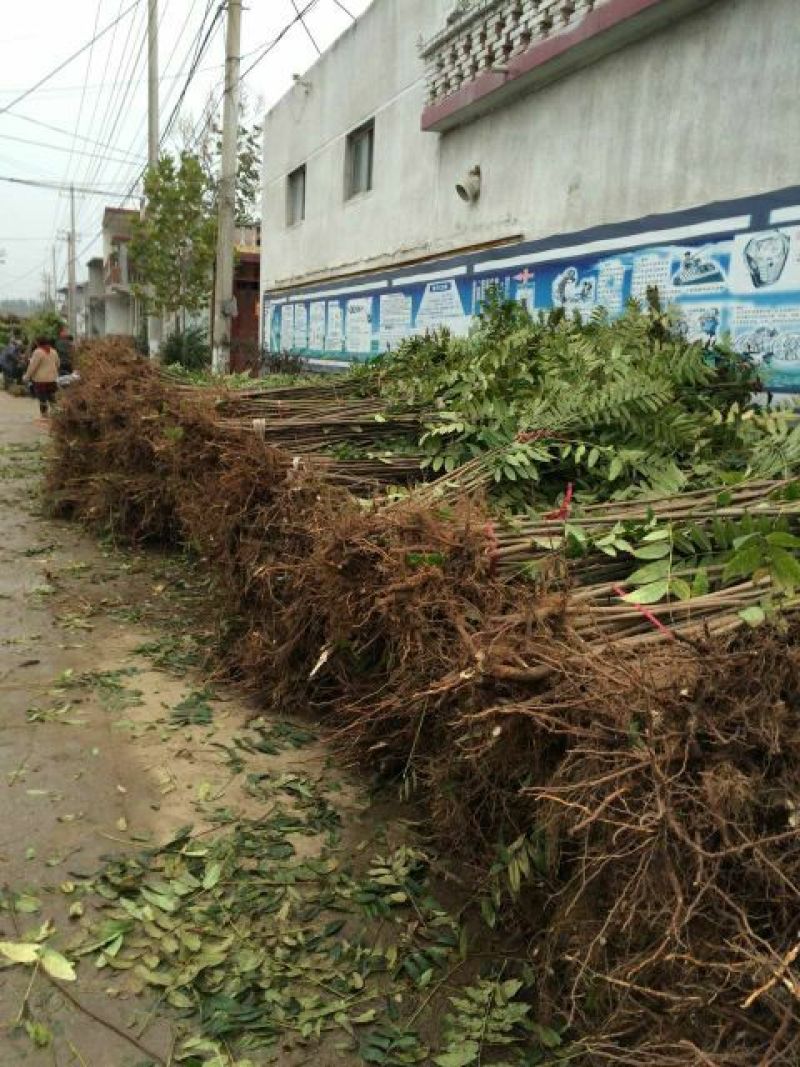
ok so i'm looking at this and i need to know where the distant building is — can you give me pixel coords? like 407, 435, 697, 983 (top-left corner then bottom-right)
260, 0, 800, 394
87, 257, 105, 337
100, 207, 141, 337
82, 207, 142, 339
56, 282, 88, 339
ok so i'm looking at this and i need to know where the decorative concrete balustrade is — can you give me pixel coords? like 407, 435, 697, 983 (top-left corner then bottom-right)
418, 0, 705, 133
421, 0, 606, 106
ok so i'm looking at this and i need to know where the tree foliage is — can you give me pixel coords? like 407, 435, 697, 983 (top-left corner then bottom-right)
368, 290, 779, 508
22, 309, 65, 345
187, 92, 263, 226
130, 153, 217, 316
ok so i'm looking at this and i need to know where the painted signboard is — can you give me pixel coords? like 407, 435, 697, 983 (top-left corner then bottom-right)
262, 186, 800, 393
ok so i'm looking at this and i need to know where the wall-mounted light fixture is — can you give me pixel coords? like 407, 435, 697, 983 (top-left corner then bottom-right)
456, 165, 482, 203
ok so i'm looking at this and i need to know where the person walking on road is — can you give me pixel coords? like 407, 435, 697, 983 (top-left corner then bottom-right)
23, 337, 60, 418
1, 336, 24, 390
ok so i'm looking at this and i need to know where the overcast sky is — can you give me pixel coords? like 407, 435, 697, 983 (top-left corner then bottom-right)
0, 0, 373, 300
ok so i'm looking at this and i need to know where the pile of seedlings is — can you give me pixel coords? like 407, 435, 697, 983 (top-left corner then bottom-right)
43, 296, 800, 1064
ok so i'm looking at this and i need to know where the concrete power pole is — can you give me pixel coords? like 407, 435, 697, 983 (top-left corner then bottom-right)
212, 0, 242, 375
146, 0, 162, 359
52, 246, 58, 312
68, 184, 78, 336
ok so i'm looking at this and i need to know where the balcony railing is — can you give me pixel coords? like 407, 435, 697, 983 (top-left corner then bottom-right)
421, 0, 604, 106
105, 263, 124, 288
420, 0, 704, 132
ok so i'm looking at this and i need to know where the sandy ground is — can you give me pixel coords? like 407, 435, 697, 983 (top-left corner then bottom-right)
0, 392, 372, 1066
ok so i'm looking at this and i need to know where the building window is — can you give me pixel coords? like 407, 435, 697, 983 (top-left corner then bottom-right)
345, 120, 374, 199
287, 165, 306, 226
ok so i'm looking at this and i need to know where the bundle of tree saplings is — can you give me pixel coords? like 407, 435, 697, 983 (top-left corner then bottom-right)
43, 305, 800, 1064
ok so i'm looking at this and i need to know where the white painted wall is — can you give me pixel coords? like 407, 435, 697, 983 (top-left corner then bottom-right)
261, 0, 800, 293
105, 294, 134, 336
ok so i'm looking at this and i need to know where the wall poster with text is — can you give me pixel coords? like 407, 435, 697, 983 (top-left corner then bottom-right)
262, 188, 800, 393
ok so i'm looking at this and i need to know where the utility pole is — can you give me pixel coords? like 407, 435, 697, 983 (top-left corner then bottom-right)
68, 184, 78, 336
52, 245, 58, 311
146, 0, 162, 359
212, 0, 242, 375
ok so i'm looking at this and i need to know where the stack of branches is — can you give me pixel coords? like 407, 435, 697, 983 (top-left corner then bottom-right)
250, 502, 800, 1062
488, 478, 800, 647
47, 340, 223, 541
50, 343, 423, 518
47, 333, 800, 1063
211, 373, 425, 462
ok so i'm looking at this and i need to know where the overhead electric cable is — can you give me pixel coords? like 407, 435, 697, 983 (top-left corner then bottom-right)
3, 112, 147, 161
73, 1, 154, 229
160, 1, 224, 146
187, 0, 322, 153
329, 0, 355, 19
0, 131, 145, 166
62, 0, 105, 187
0, 174, 131, 196
54, 0, 143, 245
71, 0, 224, 265
0, 0, 144, 117
76, 1, 149, 199
239, 0, 321, 81
291, 0, 322, 54
80, 0, 215, 224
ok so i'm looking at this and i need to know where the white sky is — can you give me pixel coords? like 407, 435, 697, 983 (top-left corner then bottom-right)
0, 0, 373, 299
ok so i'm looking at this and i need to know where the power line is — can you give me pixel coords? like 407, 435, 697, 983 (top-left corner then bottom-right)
48, 0, 141, 252
0, 0, 144, 117
160, 1, 224, 146
62, 0, 105, 188
239, 0, 322, 81
76, 1, 150, 202
72, 0, 347, 281
0, 260, 55, 291
0, 174, 133, 197
185, 0, 323, 152
77, 0, 213, 227
0, 131, 145, 166
73, 0, 134, 204
291, 0, 321, 54
71, 1, 225, 267
73, 1, 152, 231
329, 0, 356, 20
111, 0, 202, 170
3, 112, 147, 162
0, 61, 227, 97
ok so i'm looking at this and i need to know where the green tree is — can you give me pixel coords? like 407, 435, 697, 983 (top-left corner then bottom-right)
130, 153, 217, 318
184, 92, 263, 226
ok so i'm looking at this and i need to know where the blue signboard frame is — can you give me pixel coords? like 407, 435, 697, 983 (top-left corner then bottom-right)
262, 185, 800, 393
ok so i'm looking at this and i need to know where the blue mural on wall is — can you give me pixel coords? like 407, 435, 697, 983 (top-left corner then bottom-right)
262, 186, 800, 393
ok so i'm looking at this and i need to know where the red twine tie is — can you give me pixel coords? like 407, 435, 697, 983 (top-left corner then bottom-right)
613, 584, 675, 641
545, 483, 574, 522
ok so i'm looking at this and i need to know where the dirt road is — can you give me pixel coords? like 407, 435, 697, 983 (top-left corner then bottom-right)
0, 392, 376, 1065
0, 389, 497, 1067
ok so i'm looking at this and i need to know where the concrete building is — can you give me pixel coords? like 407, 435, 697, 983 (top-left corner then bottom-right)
101, 207, 141, 337
260, 0, 800, 394
86, 257, 106, 338
84, 208, 141, 339
56, 283, 88, 339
